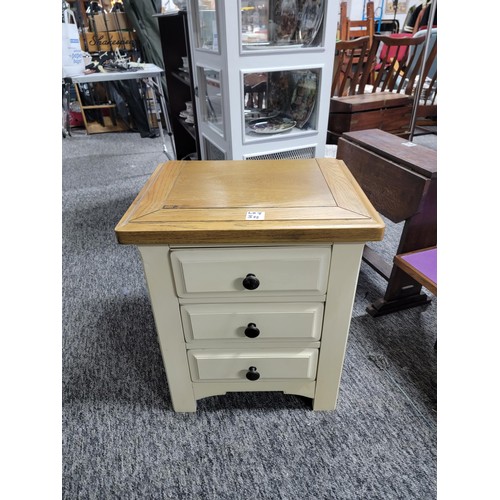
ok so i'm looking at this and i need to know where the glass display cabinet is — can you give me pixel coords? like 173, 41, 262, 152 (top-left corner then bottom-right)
185, 0, 336, 160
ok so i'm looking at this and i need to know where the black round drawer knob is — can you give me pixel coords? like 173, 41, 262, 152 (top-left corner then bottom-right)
244, 323, 260, 338
242, 273, 260, 290
246, 366, 260, 381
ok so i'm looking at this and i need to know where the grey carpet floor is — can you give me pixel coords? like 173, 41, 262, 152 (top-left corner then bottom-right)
62, 129, 437, 499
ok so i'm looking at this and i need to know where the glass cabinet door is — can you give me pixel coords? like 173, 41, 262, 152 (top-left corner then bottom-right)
198, 67, 224, 135
244, 68, 320, 140
191, 0, 220, 51
240, 0, 325, 51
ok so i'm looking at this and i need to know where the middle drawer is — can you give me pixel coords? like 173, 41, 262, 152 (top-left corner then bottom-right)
181, 302, 324, 342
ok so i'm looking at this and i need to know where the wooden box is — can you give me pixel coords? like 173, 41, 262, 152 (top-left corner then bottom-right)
90, 12, 131, 32
327, 92, 413, 144
80, 31, 137, 53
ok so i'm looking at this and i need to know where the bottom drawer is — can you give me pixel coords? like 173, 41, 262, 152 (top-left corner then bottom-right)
187, 348, 318, 382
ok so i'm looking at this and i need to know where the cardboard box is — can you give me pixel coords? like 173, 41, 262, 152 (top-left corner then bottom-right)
80, 31, 137, 52
89, 12, 131, 32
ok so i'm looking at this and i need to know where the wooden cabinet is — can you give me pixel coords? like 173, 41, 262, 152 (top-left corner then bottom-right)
115, 158, 385, 412
156, 11, 200, 159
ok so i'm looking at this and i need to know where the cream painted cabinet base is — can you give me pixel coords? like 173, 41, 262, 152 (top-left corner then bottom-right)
139, 242, 364, 412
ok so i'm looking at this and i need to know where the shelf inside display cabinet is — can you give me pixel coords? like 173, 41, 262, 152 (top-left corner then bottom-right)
244, 117, 317, 144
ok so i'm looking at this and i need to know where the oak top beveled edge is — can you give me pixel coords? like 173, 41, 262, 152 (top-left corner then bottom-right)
115, 158, 385, 245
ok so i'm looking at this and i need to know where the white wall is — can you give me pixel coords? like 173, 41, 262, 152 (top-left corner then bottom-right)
342, 0, 422, 31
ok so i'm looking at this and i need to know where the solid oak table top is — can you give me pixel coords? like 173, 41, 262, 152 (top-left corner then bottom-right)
115, 158, 385, 245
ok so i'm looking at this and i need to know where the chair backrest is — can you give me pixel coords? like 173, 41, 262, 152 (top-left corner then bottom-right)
412, 1, 437, 34
331, 36, 372, 97
359, 34, 429, 94
408, 29, 437, 107
339, 1, 374, 46
410, 28, 437, 79
377, 33, 413, 68
331, 31, 437, 104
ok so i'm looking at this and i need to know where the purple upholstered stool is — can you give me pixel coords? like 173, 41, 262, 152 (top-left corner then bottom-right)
393, 247, 437, 296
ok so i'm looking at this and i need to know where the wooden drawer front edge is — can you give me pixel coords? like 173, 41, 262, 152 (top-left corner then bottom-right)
181, 303, 324, 342
188, 349, 318, 382
170, 246, 332, 297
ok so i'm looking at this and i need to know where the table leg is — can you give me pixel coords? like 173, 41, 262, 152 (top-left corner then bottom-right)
149, 75, 176, 160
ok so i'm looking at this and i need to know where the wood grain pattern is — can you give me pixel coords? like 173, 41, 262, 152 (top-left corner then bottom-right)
330, 92, 412, 113
115, 158, 385, 245
336, 140, 428, 223
336, 129, 436, 315
340, 129, 436, 177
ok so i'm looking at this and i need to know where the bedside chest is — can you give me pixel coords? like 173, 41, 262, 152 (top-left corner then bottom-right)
115, 158, 384, 412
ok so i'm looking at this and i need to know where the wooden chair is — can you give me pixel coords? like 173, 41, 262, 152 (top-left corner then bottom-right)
372, 33, 413, 72
359, 34, 429, 93
244, 72, 267, 109
339, 1, 375, 47
409, 28, 437, 126
328, 32, 437, 143
331, 36, 372, 97
367, 32, 437, 126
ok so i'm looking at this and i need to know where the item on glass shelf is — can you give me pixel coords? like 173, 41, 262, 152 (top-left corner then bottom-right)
289, 70, 317, 128
277, 0, 299, 44
244, 108, 279, 121
248, 116, 296, 134
298, 0, 324, 46
267, 71, 293, 115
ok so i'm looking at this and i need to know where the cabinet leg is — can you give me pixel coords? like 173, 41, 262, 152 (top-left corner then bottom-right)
171, 398, 197, 413
311, 398, 336, 411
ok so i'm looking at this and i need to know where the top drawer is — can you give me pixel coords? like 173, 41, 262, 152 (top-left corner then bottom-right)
170, 246, 331, 298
